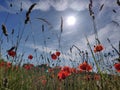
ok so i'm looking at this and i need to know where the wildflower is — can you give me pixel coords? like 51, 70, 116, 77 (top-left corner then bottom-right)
57, 71, 67, 81
114, 63, 120, 72
57, 66, 71, 81
61, 66, 71, 75
24, 65, 30, 70
24, 64, 34, 70
7, 62, 12, 68
56, 51, 61, 57
28, 54, 33, 60
8, 50, 16, 57
78, 61, 92, 72
94, 44, 104, 53
51, 53, 57, 60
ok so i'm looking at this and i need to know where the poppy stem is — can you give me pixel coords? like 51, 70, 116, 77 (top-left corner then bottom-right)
85, 35, 100, 72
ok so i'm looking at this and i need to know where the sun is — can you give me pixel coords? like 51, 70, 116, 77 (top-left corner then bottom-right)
66, 16, 76, 26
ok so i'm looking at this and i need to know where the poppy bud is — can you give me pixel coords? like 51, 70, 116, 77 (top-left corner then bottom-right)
28, 54, 33, 60
51, 53, 57, 60
56, 51, 61, 56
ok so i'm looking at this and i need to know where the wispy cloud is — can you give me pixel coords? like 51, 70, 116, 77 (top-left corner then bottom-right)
50, 0, 68, 11
35, 0, 50, 11
0, 4, 15, 13
26, 43, 54, 53
36, 0, 89, 11
2, 0, 90, 12
2, 0, 119, 14
64, 21, 120, 54
86, 22, 120, 51
69, 0, 89, 11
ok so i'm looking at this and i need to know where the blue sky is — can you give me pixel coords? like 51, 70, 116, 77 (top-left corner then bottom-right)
0, 0, 120, 68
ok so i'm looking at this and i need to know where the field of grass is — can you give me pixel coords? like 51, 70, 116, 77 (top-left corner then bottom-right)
0, 59, 120, 90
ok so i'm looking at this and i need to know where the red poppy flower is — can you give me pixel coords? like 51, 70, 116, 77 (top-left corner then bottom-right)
114, 63, 120, 72
56, 51, 61, 56
94, 44, 104, 53
7, 62, 12, 68
24, 64, 34, 70
24, 65, 30, 70
78, 61, 92, 72
61, 66, 71, 75
8, 50, 16, 57
57, 71, 68, 81
28, 54, 33, 60
51, 53, 57, 60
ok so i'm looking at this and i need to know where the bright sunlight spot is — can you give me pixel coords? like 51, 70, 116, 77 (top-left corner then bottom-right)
66, 16, 76, 26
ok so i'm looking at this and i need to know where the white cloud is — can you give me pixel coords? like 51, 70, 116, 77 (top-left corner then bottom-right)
100, 0, 117, 8
35, 0, 50, 11
2, 0, 119, 13
21, 0, 33, 10
50, 0, 68, 11
26, 43, 54, 53
35, 0, 88, 11
86, 23, 120, 51
98, 23, 120, 49
68, 21, 120, 55
69, 0, 89, 11
2, 0, 91, 12
96, 0, 120, 20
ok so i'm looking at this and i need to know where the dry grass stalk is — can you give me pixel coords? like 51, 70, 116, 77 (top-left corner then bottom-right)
25, 3, 36, 24
37, 18, 53, 28
1, 24, 8, 36
107, 38, 120, 56
99, 4, 104, 11
7, 46, 16, 52
42, 25, 44, 32
117, 0, 120, 6
112, 9, 117, 13
60, 17, 63, 33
